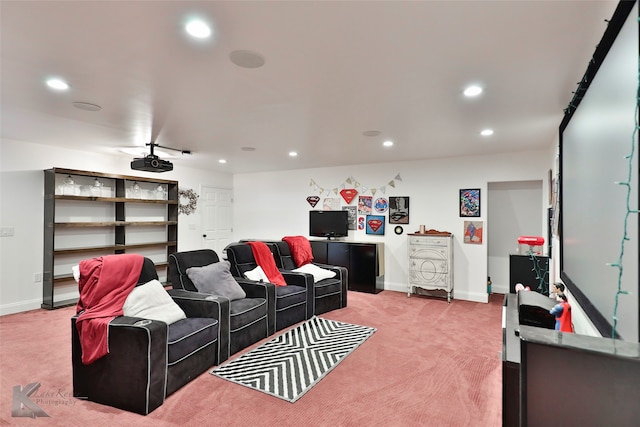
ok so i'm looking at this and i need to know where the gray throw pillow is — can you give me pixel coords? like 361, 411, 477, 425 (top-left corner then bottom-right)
186, 261, 247, 301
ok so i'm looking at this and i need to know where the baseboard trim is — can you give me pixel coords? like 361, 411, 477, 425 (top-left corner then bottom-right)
1, 298, 42, 316
383, 281, 489, 303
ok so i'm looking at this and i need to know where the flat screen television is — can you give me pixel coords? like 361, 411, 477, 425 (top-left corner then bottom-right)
309, 210, 348, 239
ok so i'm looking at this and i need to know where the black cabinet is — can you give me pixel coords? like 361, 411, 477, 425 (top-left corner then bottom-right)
509, 254, 549, 294
310, 241, 384, 294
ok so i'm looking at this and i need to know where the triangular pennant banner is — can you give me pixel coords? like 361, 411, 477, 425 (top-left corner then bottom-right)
395, 174, 402, 182
371, 188, 377, 196
388, 181, 396, 188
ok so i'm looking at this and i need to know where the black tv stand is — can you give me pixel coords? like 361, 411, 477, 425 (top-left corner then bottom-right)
310, 240, 384, 294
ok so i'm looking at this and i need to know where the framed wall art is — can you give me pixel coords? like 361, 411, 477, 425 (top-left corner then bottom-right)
365, 215, 385, 235
357, 195, 372, 215
342, 206, 357, 230
459, 188, 480, 217
389, 196, 409, 224
463, 221, 483, 244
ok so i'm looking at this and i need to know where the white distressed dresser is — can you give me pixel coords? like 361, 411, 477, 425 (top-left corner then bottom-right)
407, 231, 454, 302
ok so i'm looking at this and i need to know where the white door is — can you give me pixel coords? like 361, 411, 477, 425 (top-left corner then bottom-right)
200, 186, 233, 259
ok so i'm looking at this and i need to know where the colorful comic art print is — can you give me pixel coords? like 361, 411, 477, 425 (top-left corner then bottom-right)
366, 215, 385, 235
357, 195, 372, 215
460, 188, 480, 217
374, 197, 389, 213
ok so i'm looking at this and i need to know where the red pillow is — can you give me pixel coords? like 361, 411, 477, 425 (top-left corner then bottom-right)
282, 235, 314, 267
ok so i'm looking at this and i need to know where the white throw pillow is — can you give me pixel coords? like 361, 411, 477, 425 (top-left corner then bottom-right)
244, 265, 269, 283
123, 279, 187, 325
72, 265, 80, 283
292, 263, 337, 283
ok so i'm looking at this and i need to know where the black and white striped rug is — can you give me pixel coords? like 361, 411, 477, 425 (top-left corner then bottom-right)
210, 316, 376, 402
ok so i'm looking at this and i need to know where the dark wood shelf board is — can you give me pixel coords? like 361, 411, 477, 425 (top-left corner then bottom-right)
54, 195, 177, 204
55, 221, 177, 227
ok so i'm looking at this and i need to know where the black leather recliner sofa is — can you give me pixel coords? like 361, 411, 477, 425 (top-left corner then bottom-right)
72, 257, 222, 415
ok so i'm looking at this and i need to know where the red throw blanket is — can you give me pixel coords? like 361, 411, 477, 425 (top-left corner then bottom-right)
75, 254, 144, 364
282, 235, 314, 267
247, 241, 287, 287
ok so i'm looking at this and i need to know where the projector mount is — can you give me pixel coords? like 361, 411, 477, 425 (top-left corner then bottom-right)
146, 142, 191, 156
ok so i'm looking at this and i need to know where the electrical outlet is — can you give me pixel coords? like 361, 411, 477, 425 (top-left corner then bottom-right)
0, 227, 14, 237
34, 273, 42, 283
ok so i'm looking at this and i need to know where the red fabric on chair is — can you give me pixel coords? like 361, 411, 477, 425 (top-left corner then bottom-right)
247, 241, 287, 287
75, 254, 144, 364
282, 235, 314, 266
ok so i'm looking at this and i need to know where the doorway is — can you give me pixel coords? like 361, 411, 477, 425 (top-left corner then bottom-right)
487, 180, 543, 294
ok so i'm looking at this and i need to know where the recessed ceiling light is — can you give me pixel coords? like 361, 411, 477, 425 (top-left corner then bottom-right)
72, 102, 102, 111
289, 151, 298, 157
46, 78, 70, 90
185, 19, 211, 38
383, 140, 394, 147
363, 130, 381, 137
229, 50, 265, 68
480, 129, 494, 136
463, 85, 483, 97
218, 159, 227, 164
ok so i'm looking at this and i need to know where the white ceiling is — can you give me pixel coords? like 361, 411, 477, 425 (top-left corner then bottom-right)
0, 0, 619, 174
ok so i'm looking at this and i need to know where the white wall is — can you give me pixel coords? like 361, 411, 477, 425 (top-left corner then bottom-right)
0, 138, 232, 314
0, 137, 551, 314
233, 149, 550, 303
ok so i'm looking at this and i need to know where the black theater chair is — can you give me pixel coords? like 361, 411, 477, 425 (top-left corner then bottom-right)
225, 242, 313, 334
72, 256, 223, 415
168, 249, 272, 358
269, 240, 347, 314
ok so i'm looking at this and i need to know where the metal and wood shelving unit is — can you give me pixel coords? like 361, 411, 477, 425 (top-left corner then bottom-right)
42, 168, 178, 309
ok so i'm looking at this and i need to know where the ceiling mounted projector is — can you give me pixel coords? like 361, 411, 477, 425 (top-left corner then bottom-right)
130, 154, 173, 172
130, 142, 190, 173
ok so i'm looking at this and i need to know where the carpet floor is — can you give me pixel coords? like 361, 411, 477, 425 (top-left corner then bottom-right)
0, 290, 503, 426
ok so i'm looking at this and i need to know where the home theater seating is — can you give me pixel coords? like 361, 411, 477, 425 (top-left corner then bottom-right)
71, 237, 347, 414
